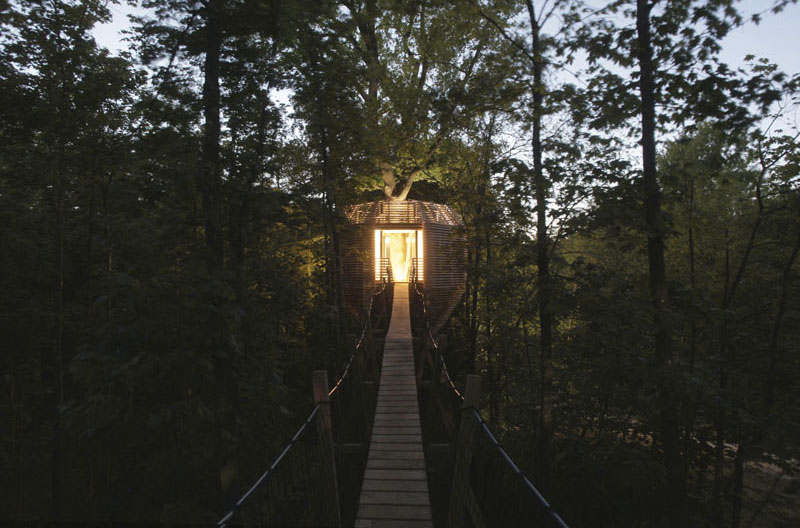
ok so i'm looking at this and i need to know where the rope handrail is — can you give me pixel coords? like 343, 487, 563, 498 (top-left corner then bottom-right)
410, 261, 568, 527
328, 279, 388, 398
471, 408, 570, 528
409, 266, 463, 401
217, 278, 390, 526
217, 405, 320, 527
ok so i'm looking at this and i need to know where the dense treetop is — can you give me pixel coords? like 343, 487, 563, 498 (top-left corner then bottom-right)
1, 1, 798, 526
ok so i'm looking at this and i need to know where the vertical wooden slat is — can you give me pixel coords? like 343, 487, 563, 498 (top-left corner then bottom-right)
342, 200, 466, 336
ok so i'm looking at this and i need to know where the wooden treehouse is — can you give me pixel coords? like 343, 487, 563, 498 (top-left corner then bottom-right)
342, 199, 466, 334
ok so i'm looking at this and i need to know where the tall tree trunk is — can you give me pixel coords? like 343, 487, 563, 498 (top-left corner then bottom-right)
199, 0, 237, 505
688, 177, 696, 371
199, 0, 224, 277
485, 227, 497, 425
714, 169, 765, 527
714, 229, 731, 528
682, 175, 698, 478
635, 2, 688, 525
764, 220, 800, 411
321, 113, 343, 369
52, 175, 65, 520
468, 244, 480, 374
526, 0, 553, 495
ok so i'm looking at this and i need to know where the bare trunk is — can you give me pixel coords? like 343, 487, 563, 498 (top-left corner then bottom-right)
526, 0, 553, 494
199, 0, 224, 276
714, 168, 765, 527
321, 119, 343, 368
635, 2, 688, 525
52, 162, 65, 519
682, 176, 698, 477
199, 1, 239, 506
714, 229, 731, 528
764, 220, 799, 411
485, 228, 496, 425
688, 177, 696, 371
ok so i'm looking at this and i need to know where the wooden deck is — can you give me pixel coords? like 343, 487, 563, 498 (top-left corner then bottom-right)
355, 285, 433, 528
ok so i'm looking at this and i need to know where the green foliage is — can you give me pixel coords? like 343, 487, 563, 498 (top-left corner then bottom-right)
1, 0, 798, 526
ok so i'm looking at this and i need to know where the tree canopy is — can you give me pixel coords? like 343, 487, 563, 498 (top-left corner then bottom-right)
1, 1, 798, 526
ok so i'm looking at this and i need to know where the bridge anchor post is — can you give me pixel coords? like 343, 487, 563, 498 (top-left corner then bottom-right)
312, 370, 342, 528
449, 374, 483, 528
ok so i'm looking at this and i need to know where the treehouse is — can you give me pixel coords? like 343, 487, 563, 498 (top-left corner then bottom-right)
342, 199, 466, 334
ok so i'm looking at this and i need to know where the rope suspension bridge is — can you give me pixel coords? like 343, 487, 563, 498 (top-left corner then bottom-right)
218, 263, 569, 528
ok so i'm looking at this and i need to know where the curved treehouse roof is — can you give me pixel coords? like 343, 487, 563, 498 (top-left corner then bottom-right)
342, 199, 466, 335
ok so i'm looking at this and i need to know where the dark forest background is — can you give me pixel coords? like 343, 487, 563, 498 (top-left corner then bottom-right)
1, 0, 798, 526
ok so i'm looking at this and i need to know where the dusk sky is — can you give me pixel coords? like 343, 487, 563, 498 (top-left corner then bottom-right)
94, 1, 800, 76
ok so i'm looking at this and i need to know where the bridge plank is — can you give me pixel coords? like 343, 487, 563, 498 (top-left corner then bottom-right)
357, 286, 432, 526
360, 491, 431, 506
367, 442, 420, 451
358, 504, 432, 520
373, 412, 419, 419
361, 479, 429, 492
368, 450, 424, 461
372, 426, 421, 435
355, 519, 433, 528
372, 434, 422, 449
364, 468, 427, 480
373, 415, 420, 422
367, 458, 426, 470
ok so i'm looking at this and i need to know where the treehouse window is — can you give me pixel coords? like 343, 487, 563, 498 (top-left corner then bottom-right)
374, 229, 423, 282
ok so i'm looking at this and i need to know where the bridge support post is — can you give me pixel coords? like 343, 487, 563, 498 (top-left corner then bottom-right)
416, 336, 427, 385
366, 318, 379, 382
426, 334, 445, 427
312, 370, 342, 528
449, 374, 482, 528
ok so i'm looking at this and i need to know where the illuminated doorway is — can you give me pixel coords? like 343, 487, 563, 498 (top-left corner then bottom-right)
374, 229, 423, 282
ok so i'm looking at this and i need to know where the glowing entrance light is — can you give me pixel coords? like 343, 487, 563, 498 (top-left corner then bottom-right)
374, 229, 422, 282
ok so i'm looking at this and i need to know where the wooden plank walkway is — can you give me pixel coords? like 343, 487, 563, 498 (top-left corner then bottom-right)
355, 285, 433, 528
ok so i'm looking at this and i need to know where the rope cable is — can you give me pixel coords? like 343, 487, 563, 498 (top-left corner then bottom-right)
410, 260, 568, 527
410, 265, 464, 402
471, 409, 570, 528
218, 279, 390, 527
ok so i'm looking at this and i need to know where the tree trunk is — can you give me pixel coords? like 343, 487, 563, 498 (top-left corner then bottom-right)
199, 0, 224, 277
485, 227, 497, 425
635, 2, 688, 525
199, 0, 238, 506
714, 169, 765, 527
688, 177, 696, 371
526, 0, 553, 495
764, 219, 799, 411
682, 175, 699, 478
714, 229, 731, 528
52, 177, 65, 519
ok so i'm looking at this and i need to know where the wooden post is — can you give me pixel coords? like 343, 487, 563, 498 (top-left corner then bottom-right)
425, 339, 444, 431
416, 334, 427, 385
312, 370, 341, 528
448, 375, 481, 528
365, 317, 378, 381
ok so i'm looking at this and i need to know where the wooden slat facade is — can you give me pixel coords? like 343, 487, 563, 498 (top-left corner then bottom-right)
342, 200, 466, 334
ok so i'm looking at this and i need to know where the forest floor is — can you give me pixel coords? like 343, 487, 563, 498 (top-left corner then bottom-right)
740, 456, 800, 528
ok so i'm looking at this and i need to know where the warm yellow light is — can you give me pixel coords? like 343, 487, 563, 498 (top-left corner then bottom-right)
373, 229, 422, 282
374, 230, 381, 280
417, 230, 423, 281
